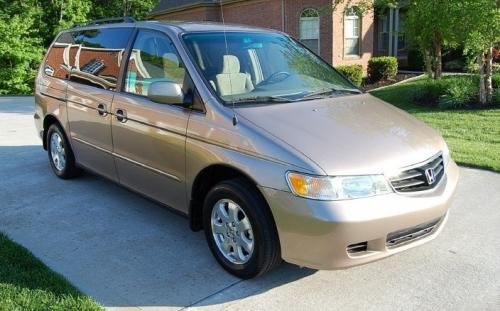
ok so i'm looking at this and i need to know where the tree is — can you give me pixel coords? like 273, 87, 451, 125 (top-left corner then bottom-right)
0, 1, 43, 94
0, 0, 157, 94
91, 0, 156, 20
48, 0, 92, 36
460, 0, 500, 105
405, 0, 461, 79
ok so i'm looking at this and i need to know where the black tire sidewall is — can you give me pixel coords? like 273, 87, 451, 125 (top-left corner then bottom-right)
203, 180, 277, 278
46, 124, 74, 178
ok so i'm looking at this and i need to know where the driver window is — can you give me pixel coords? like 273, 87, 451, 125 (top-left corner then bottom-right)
125, 30, 185, 96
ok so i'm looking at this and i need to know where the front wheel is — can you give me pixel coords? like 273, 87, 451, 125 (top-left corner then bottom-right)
46, 124, 81, 179
203, 179, 281, 279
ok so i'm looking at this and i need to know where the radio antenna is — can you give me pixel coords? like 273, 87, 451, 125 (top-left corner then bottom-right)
219, 0, 238, 126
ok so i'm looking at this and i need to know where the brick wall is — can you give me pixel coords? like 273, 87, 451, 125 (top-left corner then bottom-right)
331, 1, 374, 71
283, 0, 332, 64
222, 0, 283, 31
154, 6, 220, 21
152, 0, 375, 69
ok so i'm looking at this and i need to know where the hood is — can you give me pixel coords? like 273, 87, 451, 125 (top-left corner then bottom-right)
236, 93, 445, 175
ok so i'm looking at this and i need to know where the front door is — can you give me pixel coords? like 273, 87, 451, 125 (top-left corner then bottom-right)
111, 29, 190, 210
65, 27, 133, 181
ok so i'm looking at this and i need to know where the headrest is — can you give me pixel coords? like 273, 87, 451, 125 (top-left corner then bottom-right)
163, 53, 180, 69
221, 55, 240, 74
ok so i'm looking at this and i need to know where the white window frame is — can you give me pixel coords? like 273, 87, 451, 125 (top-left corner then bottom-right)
299, 8, 320, 55
344, 8, 361, 57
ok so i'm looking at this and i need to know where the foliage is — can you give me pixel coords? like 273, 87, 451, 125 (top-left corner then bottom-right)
371, 78, 500, 172
336, 64, 363, 86
438, 76, 479, 109
405, 0, 462, 79
0, 1, 43, 95
410, 75, 499, 109
367, 56, 398, 83
0, 233, 102, 310
0, 0, 157, 95
92, 0, 157, 21
411, 79, 447, 107
493, 73, 500, 89
460, 0, 500, 105
461, 0, 499, 58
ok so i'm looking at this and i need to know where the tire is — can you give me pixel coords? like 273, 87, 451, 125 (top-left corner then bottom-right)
203, 178, 281, 279
46, 124, 81, 179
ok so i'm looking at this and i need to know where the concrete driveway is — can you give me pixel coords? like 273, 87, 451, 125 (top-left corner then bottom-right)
1, 97, 499, 310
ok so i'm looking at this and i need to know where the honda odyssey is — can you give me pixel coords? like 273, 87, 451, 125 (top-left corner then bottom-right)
34, 18, 459, 279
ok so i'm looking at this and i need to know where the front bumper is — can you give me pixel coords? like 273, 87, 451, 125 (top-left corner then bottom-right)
260, 161, 459, 270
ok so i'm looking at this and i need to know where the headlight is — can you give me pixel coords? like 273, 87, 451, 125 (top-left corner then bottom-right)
442, 143, 451, 167
286, 172, 393, 201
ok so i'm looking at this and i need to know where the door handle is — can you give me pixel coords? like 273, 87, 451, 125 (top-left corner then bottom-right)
97, 103, 107, 116
115, 108, 127, 123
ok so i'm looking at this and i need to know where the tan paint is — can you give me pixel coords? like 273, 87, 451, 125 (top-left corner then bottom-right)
35, 21, 458, 270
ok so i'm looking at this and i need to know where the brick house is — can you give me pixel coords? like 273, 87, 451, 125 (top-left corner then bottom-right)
150, 0, 408, 70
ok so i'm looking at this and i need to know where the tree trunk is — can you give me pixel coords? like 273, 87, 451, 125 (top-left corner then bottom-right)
478, 53, 486, 106
433, 32, 442, 79
485, 47, 493, 104
423, 48, 434, 78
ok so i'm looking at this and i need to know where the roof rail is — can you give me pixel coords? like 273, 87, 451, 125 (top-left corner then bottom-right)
75, 17, 137, 28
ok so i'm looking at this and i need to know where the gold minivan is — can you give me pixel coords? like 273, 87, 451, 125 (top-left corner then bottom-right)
35, 19, 459, 279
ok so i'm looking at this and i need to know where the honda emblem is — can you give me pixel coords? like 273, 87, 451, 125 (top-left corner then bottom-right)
425, 168, 436, 185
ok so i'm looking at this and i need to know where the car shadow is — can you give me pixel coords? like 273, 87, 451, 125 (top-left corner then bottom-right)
0, 144, 316, 308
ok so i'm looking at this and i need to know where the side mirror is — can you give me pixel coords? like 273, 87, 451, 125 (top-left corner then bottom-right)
147, 81, 185, 105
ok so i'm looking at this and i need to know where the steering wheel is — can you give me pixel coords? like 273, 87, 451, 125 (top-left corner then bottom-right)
257, 71, 291, 86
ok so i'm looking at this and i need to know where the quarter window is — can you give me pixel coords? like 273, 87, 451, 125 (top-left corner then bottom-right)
124, 30, 185, 96
344, 8, 361, 56
43, 33, 74, 80
299, 8, 320, 55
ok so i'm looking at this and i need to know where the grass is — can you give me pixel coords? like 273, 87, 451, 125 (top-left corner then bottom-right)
0, 233, 102, 310
370, 77, 500, 172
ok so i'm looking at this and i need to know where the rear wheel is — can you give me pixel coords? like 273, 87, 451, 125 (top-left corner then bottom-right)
46, 124, 81, 179
203, 178, 281, 279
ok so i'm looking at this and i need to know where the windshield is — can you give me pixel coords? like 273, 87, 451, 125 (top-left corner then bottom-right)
182, 32, 360, 105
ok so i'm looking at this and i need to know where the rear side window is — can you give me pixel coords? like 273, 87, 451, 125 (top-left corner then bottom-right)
43, 28, 132, 89
69, 28, 133, 90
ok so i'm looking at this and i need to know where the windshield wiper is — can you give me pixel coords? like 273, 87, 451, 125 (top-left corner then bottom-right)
229, 95, 294, 105
301, 87, 361, 100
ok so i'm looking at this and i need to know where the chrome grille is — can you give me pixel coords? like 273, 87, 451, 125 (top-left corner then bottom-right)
389, 153, 445, 192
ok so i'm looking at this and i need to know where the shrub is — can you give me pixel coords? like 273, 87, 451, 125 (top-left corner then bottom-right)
493, 89, 500, 104
492, 73, 500, 89
493, 63, 500, 73
438, 76, 478, 109
367, 56, 398, 83
411, 76, 481, 109
412, 79, 447, 107
336, 64, 363, 86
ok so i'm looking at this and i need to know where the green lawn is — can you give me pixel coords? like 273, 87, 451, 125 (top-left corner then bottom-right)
0, 233, 102, 310
370, 78, 500, 172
